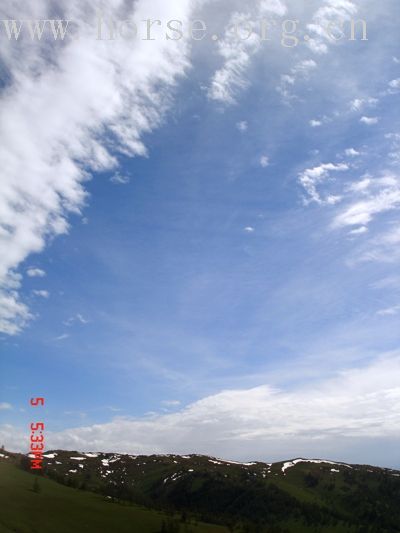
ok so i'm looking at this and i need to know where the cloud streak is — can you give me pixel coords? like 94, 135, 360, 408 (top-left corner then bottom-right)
208, 0, 287, 104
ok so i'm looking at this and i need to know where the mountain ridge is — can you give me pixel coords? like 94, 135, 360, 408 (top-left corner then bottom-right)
1, 449, 400, 531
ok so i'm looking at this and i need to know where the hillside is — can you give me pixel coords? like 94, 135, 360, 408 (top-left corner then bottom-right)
0, 454, 226, 533
1, 450, 400, 532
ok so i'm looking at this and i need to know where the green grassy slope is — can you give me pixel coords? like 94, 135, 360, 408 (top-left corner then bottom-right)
0, 461, 227, 533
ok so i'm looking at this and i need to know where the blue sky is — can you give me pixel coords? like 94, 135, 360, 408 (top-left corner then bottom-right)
1, 0, 400, 467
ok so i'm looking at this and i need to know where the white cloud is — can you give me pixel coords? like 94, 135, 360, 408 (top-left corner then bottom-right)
208, 0, 357, 108
0, 289, 32, 336
259, 155, 270, 168
208, 0, 287, 104
377, 305, 400, 317
345, 148, 360, 157
110, 172, 131, 185
0, 403, 12, 410
32, 290, 50, 298
299, 162, 348, 204
371, 276, 400, 290
2, 354, 398, 464
208, 12, 257, 104
277, 59, 317, 101
360, 116, 379, 125
310, 120, 322, 127
348, 226, 368, 236
244, 226, 255, 233
350, 97, 378, 112
386, 79, 400, 95
325, 195, 342, 205
333, 186, 400, 229
388, 79, 400, 90
306, 0, 358, 55
55, 334, 70, 341
386, 133, 400, 164
351, 226, 400, 265
26, 268, 46, 278
236, 121, 248, 132
316, 160, 400, 260
64, 314, 89, 326
0, 424, 30, 452
291, 59, 318, 75
162, 400, 182, 407
0, 0, 197, 335
347, 178, 371, 193
76, 313, 88, 324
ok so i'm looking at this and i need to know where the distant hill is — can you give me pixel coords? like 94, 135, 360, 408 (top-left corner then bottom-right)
1, 449, 400, 532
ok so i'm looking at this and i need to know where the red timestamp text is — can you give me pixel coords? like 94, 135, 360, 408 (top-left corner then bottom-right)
30, 397, 45, 470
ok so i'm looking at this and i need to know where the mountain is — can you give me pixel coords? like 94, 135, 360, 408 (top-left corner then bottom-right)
1, 449, 400, 532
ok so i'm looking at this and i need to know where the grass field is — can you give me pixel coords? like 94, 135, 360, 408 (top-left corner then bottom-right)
0, 462, 227, 533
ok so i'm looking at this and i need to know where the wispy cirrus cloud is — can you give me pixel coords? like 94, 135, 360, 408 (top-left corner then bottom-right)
63, 314, 89, 327
54, 333, 70, 341
349, 225, 400, 265
306, 0, 358, 55
208, 0, 287, 104
333, 181, 400, 229
110, 172, 131, 185
277, 59, 317, 102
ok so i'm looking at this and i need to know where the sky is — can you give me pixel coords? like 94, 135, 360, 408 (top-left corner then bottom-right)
0, 0, 400, 468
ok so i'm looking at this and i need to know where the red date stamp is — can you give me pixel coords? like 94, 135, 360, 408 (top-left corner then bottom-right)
30, 397, 45, 470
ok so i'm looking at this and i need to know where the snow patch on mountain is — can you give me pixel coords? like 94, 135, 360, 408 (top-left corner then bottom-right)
282, 459, 352, 473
